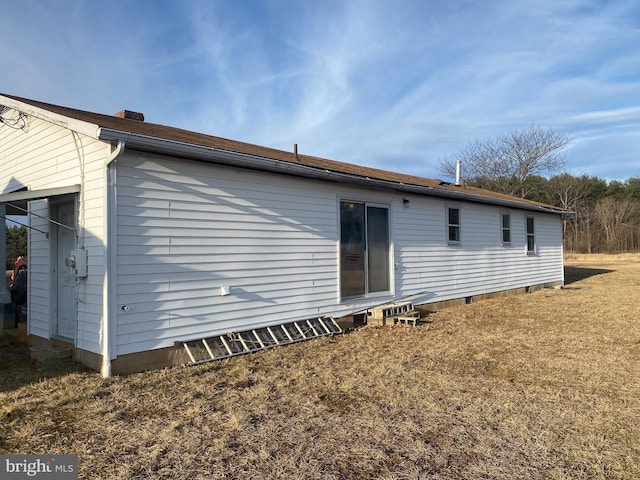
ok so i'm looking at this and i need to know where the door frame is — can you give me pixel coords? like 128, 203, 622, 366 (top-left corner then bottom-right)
339, 198, 393, 301
49, 195, 78, 342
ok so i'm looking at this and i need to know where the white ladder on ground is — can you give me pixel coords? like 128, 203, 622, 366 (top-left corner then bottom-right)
181, 317, 342, 365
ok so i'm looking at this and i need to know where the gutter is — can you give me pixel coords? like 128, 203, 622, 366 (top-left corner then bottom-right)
97, 128, 566, 215
101, 140, 124, 378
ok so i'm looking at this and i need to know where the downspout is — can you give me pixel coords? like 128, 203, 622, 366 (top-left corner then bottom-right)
102, 140, 124, 377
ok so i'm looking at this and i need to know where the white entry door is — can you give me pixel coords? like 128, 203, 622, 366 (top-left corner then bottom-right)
53, 201, 77, 340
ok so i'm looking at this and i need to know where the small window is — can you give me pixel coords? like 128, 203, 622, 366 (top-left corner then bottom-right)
526, 216, 535, 254
501, 213, 511, 244
447, 206, 460, 244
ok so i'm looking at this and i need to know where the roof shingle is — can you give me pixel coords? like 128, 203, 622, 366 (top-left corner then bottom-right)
1, 93, 563, 213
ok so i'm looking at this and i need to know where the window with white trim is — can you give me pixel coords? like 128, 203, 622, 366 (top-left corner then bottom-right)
447, 206, 460, 244
501, 212, 511, 245
526, 216, 535, 254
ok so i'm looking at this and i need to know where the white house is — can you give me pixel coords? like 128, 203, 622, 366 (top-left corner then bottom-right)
0, 94, 565, 375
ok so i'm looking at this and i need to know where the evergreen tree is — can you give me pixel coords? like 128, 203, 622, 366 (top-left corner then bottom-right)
6, 224, 27, 270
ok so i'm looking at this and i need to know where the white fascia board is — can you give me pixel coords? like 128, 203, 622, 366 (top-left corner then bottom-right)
0, 185, 81, 202
0, 95, 100, 138
98, 127, 567, 216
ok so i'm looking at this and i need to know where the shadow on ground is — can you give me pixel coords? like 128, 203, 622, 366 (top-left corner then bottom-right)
564, 266, 614, 285
0, 335, 88, 393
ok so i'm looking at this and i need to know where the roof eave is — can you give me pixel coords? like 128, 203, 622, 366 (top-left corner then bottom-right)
0, 94, 100, 138
98, 127, 567, 215
397, 184, 568, 214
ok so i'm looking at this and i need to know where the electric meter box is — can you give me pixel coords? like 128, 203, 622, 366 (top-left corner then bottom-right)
68, 249, 88, 277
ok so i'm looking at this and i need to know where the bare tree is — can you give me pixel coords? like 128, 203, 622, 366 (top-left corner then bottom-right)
547, 173, 590, 250
548, 173, 586, 210
593, 196, 639, 252
440, 125, 570, 198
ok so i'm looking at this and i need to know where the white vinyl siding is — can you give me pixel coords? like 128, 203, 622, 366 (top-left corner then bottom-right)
26, 199, 50, 339
0, 116, 108, 353
113, 152, 564, 356
114, 153, 342, 355
394, 199, 563, 302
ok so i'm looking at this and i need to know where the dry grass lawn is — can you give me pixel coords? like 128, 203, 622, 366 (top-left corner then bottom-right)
1, 254, 639, 479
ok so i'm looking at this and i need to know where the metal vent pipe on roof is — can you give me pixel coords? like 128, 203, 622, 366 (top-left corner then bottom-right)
455, 160, 462, 186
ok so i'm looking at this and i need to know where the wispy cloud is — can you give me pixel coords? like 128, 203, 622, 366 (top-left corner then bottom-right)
2, 0, 639, 181
565, 106, 640, 127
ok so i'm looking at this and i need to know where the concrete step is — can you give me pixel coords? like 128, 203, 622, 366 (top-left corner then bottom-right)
2, 327, 18, 338
29, 345, 72, 362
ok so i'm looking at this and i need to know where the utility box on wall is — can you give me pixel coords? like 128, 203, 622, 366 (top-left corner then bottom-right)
66, 249, 88, 277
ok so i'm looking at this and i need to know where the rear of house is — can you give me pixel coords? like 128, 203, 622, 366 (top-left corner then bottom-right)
0, 94, 564, 375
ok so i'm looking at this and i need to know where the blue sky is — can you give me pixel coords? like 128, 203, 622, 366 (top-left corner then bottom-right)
2, 0, 639, 182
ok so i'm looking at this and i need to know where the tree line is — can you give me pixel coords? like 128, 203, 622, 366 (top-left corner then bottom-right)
440, 126, 639, 254
490, 173, 639, 253
6, 225, 27, 270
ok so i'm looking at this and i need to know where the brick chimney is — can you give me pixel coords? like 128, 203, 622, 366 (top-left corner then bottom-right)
113, 110, 144, 122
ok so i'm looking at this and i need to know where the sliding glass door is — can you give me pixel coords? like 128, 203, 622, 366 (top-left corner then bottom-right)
340, 201, 390, 299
